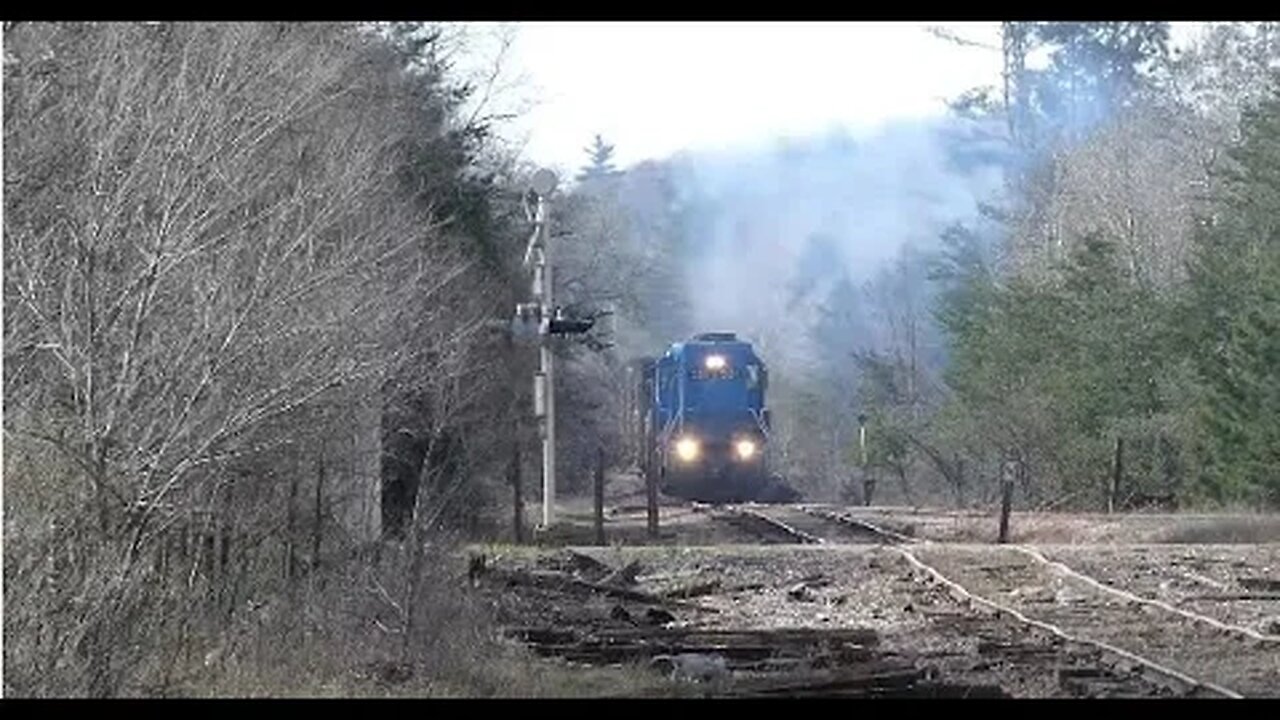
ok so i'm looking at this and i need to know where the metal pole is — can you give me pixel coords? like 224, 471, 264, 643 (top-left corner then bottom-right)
537, 191, 556, 529
522, 169, 558, 531
998, 462, 1014, 544
594, 446, 605, 546
857, 412, 868, 467
857, 413, 871, 507
859, 425, 867, 467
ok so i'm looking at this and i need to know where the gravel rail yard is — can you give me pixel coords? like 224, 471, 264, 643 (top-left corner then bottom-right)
472, 480, 1279, 697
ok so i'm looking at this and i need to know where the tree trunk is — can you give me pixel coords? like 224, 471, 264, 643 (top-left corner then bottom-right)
594, 446, 606, 546
998, 471, 1014, 544
218, 478, 235, 612
312, 455, 325, 571
646, 460, 659, 539
285, 472, 299, 582
510, 437, 524, 544
895, 464, 915, 507
1109, 436, 1123, 514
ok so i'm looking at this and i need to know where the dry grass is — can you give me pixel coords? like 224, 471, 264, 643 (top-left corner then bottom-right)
176, 550, 686, 698
435, 654, 693, 698
1000, 512, 1280, 545
2, 459, 654, 697
2, 433, 681, 698
1155, 516, 1280, 544
837, 506, 1280, 545
190, 628, 681, 698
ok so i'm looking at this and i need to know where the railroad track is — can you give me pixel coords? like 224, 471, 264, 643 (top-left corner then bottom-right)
709, 503, 1261, 698
701, 504, 827, 545
537, 497, 1270, 696
1017, 545, 1280, 643
797, 505, 920, 544
692, 502, 920, 546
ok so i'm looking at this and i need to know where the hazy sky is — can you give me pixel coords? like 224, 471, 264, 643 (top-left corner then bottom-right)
457, 22, 1205, 175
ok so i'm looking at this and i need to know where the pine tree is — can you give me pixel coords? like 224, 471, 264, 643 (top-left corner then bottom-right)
1026, 22, 1171, 142
1185, 83, 1280, 504
577, 133, 619, 184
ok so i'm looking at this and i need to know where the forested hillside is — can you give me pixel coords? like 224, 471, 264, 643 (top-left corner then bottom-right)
576, 23, 1280, 510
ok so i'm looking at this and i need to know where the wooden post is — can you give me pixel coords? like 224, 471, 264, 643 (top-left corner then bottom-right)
1108, 436, 1123, 514
998, 460, 1014, 544
285, 472, 298, 581
312, 455, 325, 571
645, 458, 659, 539
594, 447, 606, 546
510, 438, 525, 544
216, 478, 235, 613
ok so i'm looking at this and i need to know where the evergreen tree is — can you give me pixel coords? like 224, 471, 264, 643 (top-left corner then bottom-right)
1185, 84, 1280, 503
577, 133, 620, 184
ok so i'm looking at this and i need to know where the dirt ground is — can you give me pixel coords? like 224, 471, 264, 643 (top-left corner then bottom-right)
829, 505, 1280, 545
471, 471, 1280, 697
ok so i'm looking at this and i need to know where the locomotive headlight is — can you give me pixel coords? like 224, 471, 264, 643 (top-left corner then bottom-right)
674, 437, 700, 462
704, 354, 727, 371
735, 439, 757, 461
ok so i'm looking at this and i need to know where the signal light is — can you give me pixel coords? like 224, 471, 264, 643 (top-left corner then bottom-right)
548, 317, 594, 335
513, 304, 596, 336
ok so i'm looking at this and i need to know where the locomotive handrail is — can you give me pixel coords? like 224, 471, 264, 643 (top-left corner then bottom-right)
750, 408, 771, 441
657, 413, 681, 446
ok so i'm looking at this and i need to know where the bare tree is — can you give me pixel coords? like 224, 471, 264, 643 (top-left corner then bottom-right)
4, 22, 521, 697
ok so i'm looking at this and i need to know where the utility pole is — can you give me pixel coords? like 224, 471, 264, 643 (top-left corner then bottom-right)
514, 169, 596, 531
858, 412, 874, 507
857, 412, 869, 468
529, 169, 558, 529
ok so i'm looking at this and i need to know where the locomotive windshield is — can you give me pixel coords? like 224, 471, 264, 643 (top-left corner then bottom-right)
691, 352, 733, 380
691, 352, 757, 379
684, 351, 760, 411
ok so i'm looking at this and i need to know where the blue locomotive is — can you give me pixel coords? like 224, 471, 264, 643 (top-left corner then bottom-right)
627, 332, 798, 504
